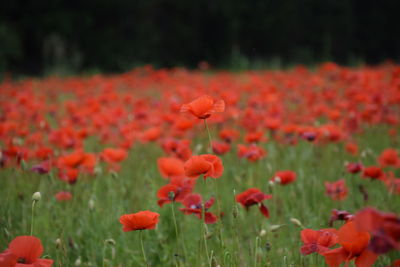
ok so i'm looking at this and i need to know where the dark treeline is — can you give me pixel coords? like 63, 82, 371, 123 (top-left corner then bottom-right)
1, 0, 399, 75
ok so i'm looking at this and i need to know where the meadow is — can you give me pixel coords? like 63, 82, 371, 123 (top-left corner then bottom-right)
0, 63, 399, 266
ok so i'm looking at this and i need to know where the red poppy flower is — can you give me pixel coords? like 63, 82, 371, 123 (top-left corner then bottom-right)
219, 128, 240, 143
157, 157, 185, 179
354, 207, 400, 254
271, 170, 297, 185
156, 176, 196, 207
0, 235, 53, 266
119, 211, 160, 232
236, 188, 272, 218
244, 131, 266, 143
346, 162, 363, 174
300, 228, 338, 255
362, 166, 384, 180
345, 142, 359, 156
329, 209, 353, 226
212, 141, 231, 155
325, 179, 348, 201
160, 138, 192, 161
184, 154, 223, 179
322, 221, 377, 267
180, 193, 218, 224
378, 149, 399, 168
55, 191, 73, 202
101, 148, 128, 163
237, 144, 266, 162
180, 95, 225, 119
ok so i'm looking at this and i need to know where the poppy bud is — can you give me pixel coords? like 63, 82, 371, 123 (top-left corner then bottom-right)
20, 159, 27, 170
168, 191, 175, 200
104, 238, 116, 246
110, 170, 118, 179
55, 238, 62, 249
75, 257, 81, 266
290, 218, 304, 228
274, 177, 281, 184
259, 229, 267, 237
195, 144, 203, 154
89, 199, 95, 210
269, 224, 285, 232
32, 192, 41, 202
94, 166, 102, 176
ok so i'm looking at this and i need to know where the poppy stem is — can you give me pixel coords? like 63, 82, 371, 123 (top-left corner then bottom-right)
30, 200, 36, 236
202, 179, 211, 265
203, 119, 213, 153
213, 179, 225, 248
254, 236, 259, 267
171, 201, 187, 260
139, 231, 149, 267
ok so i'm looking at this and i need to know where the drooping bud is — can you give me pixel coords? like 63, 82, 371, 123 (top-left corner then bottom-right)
290, 218, 304, 228
32, 192, 41, 202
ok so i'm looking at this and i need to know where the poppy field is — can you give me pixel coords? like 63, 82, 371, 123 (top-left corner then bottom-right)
0, 63, 399, 266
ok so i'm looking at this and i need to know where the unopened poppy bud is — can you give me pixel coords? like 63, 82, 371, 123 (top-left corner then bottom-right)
269, 224, 285, 232
195, 144, 203, 153
75, 257, 81, 266
259, 229, 267, 237
110, 170, 118, 179
274, 177, 281, 184
20, 159, 27, 170
32, 192, 41, 202
55, 238, 62, 249
268, 180, 275, 186
168, 191, 175, 200
88, 199, 95, 210
104, 238, 116, 246
94, 166, 102, 176
290, 218, 303, 228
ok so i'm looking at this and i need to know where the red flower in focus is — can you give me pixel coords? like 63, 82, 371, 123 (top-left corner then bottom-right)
156, 176, 196, 207
119, 211, 160, 232
300, 228, 338, 255
0, 235, 53, 266
237, 144, 266, 162
354, 207, 400, 254
180, 193, 218, 224
325, 179, 348, 200
184, 154, 223, 179
55, 191, 72, 202
180, 95, 225, 119
157, 157, 185, 179
322, 221, 377, 267
362, 166, 384, 180
346, 162, 363, 174
236, 188, 272, 218
378, 149, 400, 168
212, 141, 231, 155
271, 170, 297, 185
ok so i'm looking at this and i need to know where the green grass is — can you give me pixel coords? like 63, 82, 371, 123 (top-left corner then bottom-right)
1, 125, 399, 266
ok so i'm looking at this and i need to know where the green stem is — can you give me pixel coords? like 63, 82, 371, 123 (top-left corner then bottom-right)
30, 200, 36, 236
202, 179, 211, 265
254, 236, 259, 267
213, 179, 224, 248
171, 201, 187, 260
140, 231, 149, 267
203, 119, 213, 153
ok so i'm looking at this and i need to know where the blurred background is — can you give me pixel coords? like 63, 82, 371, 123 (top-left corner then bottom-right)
1, 0, 399, 76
